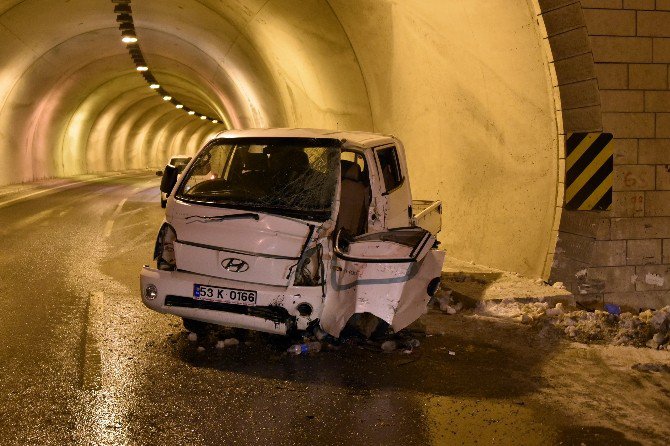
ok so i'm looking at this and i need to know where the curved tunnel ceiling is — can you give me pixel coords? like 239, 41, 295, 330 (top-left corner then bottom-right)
0, 0, 560, 278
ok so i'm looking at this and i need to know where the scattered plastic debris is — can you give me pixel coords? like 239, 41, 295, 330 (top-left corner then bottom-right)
287, 341, 322, 355
223, 338, 239, 347
604, 303, 621, 315
215, 340, 225, 349
197, 346, 205, 352
187, 332, 198, 342
476, 300, 670, 350
545, 302, 564, 317
380, 340, 397, 352
434, 288, 463, 315
404, 338, 421, 349
448, 351, 456, 356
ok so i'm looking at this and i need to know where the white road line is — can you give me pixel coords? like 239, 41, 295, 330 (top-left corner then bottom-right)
104, 198, 128, 238
0, 173, 128, 210
81, 291, 104, 390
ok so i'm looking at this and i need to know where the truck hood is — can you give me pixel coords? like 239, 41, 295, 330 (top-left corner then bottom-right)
169, 201, 313, 287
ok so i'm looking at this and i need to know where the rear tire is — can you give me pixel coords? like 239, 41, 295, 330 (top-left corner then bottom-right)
182, 318, 207, 333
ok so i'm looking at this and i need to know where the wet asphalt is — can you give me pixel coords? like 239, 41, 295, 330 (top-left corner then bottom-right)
0, 172, 662, 445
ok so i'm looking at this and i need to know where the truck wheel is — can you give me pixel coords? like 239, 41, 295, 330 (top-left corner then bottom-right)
160, 198, 167, 208
182, 318, 207, 333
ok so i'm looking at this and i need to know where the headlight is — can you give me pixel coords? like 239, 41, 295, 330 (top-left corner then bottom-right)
154, 223, 177, 271
144, 284, 158, 300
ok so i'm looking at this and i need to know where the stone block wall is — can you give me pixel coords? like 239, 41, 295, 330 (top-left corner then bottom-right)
545, 0, 670, 308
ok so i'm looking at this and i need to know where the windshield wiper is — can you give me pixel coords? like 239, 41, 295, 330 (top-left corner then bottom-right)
185, 212, 260, 224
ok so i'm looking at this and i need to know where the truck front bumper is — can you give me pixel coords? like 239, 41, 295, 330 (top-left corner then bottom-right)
140, 266, 323, 335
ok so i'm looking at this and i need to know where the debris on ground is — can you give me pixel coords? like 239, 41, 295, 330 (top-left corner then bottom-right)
380, 340, 397, 352
476, 299, 670, 350
222, 338, 239, 347
187, 332, 198, 342
632, 363, 670, 373
433, 288, 463, 315
287, 341, 322, 355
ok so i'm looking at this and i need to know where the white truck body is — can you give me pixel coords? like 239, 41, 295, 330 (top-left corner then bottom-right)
140, 128, 445, 337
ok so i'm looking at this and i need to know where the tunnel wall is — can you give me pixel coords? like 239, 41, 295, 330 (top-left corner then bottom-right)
0, 0, 667, 306
329, 0, 562, 278
544, 1, 670, 308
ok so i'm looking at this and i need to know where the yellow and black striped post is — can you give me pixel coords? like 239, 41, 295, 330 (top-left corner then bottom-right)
565, 132, 613, 211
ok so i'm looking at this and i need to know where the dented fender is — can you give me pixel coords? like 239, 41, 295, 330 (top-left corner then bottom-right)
320, 229, 445, 337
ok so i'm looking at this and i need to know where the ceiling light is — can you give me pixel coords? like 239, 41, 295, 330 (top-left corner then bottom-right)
200, 115, 207, 120
121, 29, 137, 43
212, 120, 218, 124
188, 111, 195, 115
149, 84, 160, 89
175, 104, 183, 109
136, 66, 148, 72
163, 95, 172, 101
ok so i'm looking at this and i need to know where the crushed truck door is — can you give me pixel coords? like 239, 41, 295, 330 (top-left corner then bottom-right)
320, 227, 445, 337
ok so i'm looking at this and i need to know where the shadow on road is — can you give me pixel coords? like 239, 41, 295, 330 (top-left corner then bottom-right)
168, 312, 561, 400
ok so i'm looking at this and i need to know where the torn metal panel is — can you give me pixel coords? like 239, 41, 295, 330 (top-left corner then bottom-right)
320, 229, 445, 337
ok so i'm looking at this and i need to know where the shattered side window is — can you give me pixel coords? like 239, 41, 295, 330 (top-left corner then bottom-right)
177, 139, 340, 221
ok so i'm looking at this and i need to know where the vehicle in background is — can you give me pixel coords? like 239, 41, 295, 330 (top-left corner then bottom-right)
156, 155, 192, 207
141, 129, 444, 338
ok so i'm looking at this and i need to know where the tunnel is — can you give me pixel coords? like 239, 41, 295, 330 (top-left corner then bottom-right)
19, 0, 670, 301
0, 0, 603, 281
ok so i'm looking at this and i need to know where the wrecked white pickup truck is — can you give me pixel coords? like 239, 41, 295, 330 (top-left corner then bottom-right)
140, 128, 445, 338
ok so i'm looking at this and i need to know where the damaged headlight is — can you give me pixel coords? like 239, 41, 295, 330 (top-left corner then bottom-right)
154, 223, 177, 271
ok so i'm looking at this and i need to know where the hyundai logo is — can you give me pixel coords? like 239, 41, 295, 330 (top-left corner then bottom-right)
221, 258, 249, 273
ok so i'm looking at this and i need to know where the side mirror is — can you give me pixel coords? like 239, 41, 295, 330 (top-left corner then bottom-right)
160, 164, 179, 195
156, 170, 163, 177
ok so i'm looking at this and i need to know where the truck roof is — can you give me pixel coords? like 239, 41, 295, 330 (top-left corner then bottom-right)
214, 128, 396, 149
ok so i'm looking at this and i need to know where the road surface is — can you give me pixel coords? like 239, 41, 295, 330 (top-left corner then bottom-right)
0, 171, 667, 445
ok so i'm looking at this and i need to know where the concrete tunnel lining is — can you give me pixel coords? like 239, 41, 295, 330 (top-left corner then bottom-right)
0, 0, 566, 279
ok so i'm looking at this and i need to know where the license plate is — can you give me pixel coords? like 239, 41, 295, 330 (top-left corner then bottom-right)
193, 284, 257, 306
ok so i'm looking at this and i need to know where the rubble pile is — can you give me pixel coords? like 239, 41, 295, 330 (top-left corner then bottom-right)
476, 299, 670, 350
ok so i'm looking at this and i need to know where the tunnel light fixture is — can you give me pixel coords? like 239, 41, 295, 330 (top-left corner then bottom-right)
121, 28, 137, 43
113, 0, 222, 126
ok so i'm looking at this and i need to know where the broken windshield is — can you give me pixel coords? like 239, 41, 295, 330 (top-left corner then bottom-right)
176, 138, 341, 221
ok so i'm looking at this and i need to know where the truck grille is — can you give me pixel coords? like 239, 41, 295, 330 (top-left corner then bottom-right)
164, 295, 291, 324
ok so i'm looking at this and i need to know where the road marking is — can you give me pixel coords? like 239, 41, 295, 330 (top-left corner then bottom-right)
104, 198, 128, 238
0, 174, 128, 210
80, 291, 104, 390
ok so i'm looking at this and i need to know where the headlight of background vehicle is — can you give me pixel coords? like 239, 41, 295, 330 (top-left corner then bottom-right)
154, 223, 177, 271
